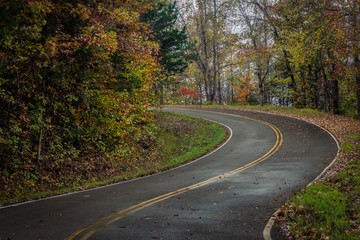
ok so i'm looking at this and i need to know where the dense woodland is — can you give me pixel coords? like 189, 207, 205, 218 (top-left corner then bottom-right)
171, 0, 360, 118
0, 0, 359, 197
0, 0, 190, 195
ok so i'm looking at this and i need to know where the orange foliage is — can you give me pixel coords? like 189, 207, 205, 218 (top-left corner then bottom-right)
231, 71, 256, 104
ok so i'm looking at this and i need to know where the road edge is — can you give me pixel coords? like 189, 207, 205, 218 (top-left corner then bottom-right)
65, 108, 284, 240
0, 113, 233, 210
260, 115, 341, 240
165, 105, 341, 240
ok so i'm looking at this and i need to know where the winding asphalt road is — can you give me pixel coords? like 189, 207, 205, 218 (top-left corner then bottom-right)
0, 107, 338, 240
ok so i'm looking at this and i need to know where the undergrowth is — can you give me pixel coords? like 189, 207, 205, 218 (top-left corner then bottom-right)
0, 111, 227, 206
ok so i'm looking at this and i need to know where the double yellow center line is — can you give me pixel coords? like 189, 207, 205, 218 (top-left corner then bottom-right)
65, 110, 283, 240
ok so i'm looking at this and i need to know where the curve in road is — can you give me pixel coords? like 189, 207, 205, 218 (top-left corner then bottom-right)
0, 108, 338, 240
65, 111, 282, 240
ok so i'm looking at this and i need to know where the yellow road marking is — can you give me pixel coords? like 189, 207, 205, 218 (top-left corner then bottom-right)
65, 109, 283, 240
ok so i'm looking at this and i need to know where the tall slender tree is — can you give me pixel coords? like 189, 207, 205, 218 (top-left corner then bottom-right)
141, 0, 193, 103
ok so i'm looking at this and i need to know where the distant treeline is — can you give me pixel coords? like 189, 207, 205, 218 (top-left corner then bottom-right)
170, 0, 359, 118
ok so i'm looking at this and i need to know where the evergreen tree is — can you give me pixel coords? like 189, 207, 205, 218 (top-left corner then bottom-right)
141, 0, 192, 76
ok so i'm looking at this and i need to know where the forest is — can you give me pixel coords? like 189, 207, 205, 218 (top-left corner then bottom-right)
0, 0, 193, 199
170, 0, 360, 119
0, 0, 359, 202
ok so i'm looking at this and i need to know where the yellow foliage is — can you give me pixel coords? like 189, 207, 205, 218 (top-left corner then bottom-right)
231, 71, 256, 105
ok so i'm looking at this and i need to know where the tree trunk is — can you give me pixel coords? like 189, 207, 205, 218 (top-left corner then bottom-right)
332, 79, 339, 114
217, 75, 222, 105
283, 50, 296, 93
259, 81, 264, 106
159, 83, 164, 105
37, 127, 43, 164
355, 55, 360, 118
196, 0, 211, 102
314, 67, 320, 109
230, 74, 234, 104
198, 82, 203, 105
272, 24, 296, 94
328, 53, 339, 114
321, 65, 331, 112
212, 0, 218, 104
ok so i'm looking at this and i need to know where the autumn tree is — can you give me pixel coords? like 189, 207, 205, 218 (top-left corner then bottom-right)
169, 0, 359, 117
234, 0, 274, 106
270, 0, 353, 113
231, 71, 256, 104
176, 0, 237, 104
0, 0, 162, 193
174, 87, 201, 104
338, 0, 360, 117
141, 0, 193, 103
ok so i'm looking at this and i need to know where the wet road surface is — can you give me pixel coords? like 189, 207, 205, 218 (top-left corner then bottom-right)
0, 107, 338, 240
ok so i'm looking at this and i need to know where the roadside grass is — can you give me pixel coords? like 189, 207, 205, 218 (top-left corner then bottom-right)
195, 104, 326, 116
284, 164, 360, 239
170, 104, 360, 239
154, 111, 227, 169
0, 111, 227, 206
172, 103, 337, 116
284, 155, 360, 239
282, 130, 360, 239
285, 184, 350, 239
